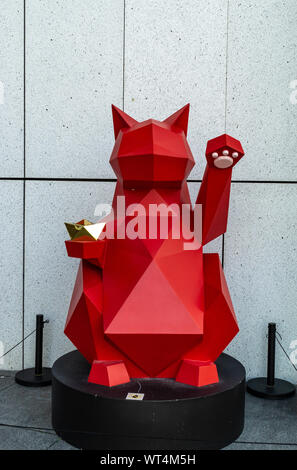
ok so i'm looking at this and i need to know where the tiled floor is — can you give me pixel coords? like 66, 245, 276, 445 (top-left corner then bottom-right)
0, 371, 296, 450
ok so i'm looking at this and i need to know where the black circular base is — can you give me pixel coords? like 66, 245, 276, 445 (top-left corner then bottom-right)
15, 368, 52, 387
247, 377, 296, 399
52, 351, 245, 450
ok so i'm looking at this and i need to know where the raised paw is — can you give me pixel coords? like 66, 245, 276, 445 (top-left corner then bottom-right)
205, 134, 244, 169
211, 149, 240, 168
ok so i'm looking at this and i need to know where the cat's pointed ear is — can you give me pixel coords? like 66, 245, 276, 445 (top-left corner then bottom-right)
112, 105, 138, 139
164, 104, 190, 136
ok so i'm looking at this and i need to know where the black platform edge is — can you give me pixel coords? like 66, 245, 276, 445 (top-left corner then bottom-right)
52, 351, 246, 450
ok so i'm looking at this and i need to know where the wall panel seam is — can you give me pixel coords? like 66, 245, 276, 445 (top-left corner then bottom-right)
224, 0, 230, 132
1, 178, 296, 184
122, 0, 126, 111
22, 0, 26, 369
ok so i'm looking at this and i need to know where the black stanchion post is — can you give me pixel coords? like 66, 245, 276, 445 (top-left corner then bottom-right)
15, 314, 52, 387
267, 322, 275, 387
247, 322, 296, 399
35, 314, 44, 376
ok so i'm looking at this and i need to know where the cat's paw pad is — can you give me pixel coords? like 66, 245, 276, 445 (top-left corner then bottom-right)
211, 149, 239, 169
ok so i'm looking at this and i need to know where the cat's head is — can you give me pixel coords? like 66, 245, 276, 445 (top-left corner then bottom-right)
110, 104, 195, 189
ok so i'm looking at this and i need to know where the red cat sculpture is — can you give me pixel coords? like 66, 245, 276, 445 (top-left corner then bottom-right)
64, 104, 244, 387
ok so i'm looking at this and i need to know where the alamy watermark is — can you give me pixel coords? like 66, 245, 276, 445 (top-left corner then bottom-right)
289, 339, 297, 365
0, 81, 4, 105
289, 80, 297, 104
0, 341, 4, 366
94, 196, 202, 250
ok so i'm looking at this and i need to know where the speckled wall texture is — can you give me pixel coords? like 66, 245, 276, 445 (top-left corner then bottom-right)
0, 1, 296, 382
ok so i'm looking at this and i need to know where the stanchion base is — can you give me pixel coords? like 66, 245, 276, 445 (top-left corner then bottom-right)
15, 368, 52, 387
247, 377, 296, 399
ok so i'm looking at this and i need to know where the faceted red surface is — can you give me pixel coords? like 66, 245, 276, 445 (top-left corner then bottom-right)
64, 104, 244, 387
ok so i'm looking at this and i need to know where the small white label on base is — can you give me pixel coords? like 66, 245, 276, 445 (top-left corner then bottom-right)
126, 393, 144, 400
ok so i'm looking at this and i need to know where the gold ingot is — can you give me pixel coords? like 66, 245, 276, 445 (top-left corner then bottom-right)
65, 220, 106, 241
76, 219, 92, 226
